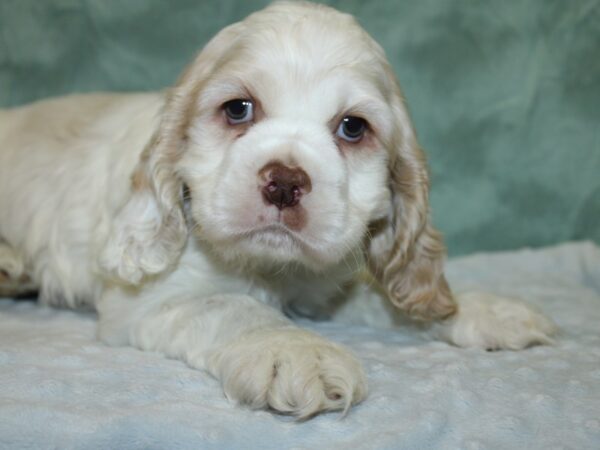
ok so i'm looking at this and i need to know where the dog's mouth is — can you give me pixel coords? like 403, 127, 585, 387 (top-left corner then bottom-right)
230, 222, 326, 260
237, 223, 304, 246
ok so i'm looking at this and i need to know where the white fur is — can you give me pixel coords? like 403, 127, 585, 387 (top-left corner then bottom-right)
0, 2, 556, 418
431, 292, 559, 350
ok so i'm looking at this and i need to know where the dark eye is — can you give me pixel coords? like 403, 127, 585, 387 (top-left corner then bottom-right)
336, 116, 367, 142
223, 99, 254, 124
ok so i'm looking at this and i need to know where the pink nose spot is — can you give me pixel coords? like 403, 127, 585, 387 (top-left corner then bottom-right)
259, 162, 311, 210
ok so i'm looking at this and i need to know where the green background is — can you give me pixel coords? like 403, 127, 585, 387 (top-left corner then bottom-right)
1, 0, 598, 256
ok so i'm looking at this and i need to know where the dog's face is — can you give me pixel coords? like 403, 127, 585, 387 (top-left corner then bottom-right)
176, 6, 395, 269
110, 2, 456, 321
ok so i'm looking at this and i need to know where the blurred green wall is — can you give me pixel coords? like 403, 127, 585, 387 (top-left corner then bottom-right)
1, 0, 598, 256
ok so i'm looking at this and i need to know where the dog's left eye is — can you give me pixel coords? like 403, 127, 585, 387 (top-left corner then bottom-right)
336, 116, 367, 143
223, 99, 254, 124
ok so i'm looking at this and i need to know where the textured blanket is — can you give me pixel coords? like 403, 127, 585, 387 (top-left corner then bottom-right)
1, 242, 599, 449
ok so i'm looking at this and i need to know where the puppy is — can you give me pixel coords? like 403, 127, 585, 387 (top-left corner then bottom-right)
0, 1, 556, 418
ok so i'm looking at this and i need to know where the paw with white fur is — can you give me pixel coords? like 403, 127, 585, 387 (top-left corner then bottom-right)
433, 292, 558, 350
206, 328, 367, 419
0, 243, 36, 297
0, 242, 26, 280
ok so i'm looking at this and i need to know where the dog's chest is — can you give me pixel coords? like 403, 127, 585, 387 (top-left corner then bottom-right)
177, 239, 354, 317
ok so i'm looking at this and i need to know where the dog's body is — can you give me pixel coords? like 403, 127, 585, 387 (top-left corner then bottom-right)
0, 93, 161, 305
0, 2, 556, 418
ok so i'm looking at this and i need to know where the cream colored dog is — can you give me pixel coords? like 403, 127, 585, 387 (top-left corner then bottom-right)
0, 2, 556, 418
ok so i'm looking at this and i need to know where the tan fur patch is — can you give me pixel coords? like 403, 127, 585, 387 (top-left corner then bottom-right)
131, 169, 149, 191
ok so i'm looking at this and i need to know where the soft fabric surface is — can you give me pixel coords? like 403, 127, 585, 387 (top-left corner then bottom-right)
1, 241, 599, 449
1, 1, 599, 255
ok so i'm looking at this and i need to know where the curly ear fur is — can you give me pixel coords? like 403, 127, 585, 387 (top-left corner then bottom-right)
367, 80, 457, 322
97, 133, 188, 285
98, 23, 244, 285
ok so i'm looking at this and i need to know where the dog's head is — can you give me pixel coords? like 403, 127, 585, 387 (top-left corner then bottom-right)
101, 2, 455, 320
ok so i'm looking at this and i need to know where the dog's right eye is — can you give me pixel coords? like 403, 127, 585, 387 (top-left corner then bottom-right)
223, 99, 254, 125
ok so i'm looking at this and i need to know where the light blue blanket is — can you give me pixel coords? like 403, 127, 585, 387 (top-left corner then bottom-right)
1, 242, 599, 449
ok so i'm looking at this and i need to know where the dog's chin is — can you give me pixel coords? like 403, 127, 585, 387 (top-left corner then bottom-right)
235, 225, 307, 263
206, 224, 335, 270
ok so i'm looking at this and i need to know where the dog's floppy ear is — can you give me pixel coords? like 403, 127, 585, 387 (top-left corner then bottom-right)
98, 23, 244, 285
366, 78, 457, 321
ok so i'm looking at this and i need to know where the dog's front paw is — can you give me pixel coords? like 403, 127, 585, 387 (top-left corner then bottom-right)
0, 243, 36, 297
207, 328, 366, 419
433, 292, 558, 350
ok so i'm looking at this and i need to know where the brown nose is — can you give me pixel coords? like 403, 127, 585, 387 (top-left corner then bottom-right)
259, 162, 311, 210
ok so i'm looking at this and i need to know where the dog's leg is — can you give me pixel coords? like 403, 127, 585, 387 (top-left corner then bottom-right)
333, 282, 557, 350
429, 291, 558, 350
0, 242, 37, 298
97, 292, 366, 418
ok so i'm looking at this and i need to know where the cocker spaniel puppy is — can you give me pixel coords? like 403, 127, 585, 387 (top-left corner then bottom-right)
0, 2, 556, 418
